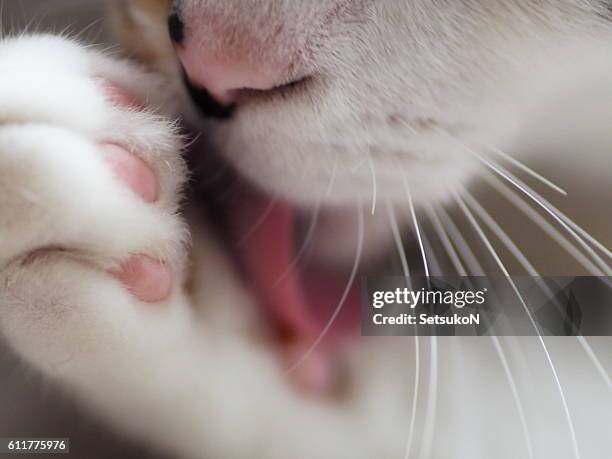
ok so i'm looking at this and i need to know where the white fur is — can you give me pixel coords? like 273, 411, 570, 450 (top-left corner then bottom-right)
0, 34, 418, 459
0, 2, 611, 458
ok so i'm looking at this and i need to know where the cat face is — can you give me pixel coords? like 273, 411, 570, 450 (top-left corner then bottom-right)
113, 0, 610, 209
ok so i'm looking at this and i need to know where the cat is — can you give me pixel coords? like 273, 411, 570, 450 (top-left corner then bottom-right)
0, 1, 611, 458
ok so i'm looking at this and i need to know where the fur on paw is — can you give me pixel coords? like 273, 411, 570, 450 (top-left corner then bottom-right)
0, 35, 191, 358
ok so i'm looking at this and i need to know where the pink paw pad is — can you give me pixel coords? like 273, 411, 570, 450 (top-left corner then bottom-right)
102, 143, 159, 203
99, 82, 171, 303
112, 255, 173, 304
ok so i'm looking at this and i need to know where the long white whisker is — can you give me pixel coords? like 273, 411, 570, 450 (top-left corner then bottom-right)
324, 160, 338, 199
399, 189, 437, 459
471, 139, 567, 196
436, 206, 485, 275
454, 190, 582, 459
484, 174, 604, 276
284, 204, 364, 375
422, 232, 443, 276
424, 204, 467, 276
404, 334, 421, 459
273, 163, 337, 286
397, 117, 419, 135
367, 146, 378, 215
578, 338, 612, 391
431, 203, 535, 456
272, 204, 321, 287
470, 147, 611, 274
461, 189, 536, 275
440, 129, 611, 269
462, 188, 612, 391
402, 176, 429, 277
488, 335, 535, 459
385, 200, 421, 459
386, 200, 411, 279
559, 211, 612, 261
419, 336, 438, 459
426, 201, 534, 459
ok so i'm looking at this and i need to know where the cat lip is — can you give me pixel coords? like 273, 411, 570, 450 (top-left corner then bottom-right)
183, 67, 313, 119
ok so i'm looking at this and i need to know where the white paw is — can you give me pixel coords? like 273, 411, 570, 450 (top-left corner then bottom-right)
0, 35, 190, 369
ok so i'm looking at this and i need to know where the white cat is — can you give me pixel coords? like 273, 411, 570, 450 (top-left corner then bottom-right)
0, 1, 610, 458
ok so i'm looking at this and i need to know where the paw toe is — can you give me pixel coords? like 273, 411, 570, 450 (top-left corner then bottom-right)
112, 255, 173, 303
102, 143, 159, 203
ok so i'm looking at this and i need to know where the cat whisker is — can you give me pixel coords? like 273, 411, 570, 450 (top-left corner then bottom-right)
324, 160, 338, 199
470, 138, 567, 196
419, 336, 438, 459
397, 117, 419, 135
422, 231, 444, 276
453, 189, 582, 459
238, 155, 323, 245
437, 128, 611, 272
385, 199, 411, 279
274, 161, 338, 287
384, 199, 421, 459
402, 173, 429, 277
367, 146, 378, 215
431, 200, 535, 458
490, 155, 609, 270
436, 206, 485, 275
461, 187, 612, 390
284, 203, 364, 376
272, 202, 320, 287
461, 188, 536, 276
274, 162, 337, 286
577, 339, 612, 391
397, 181, 437, 459
488, 335, 535, 459
484, 174, 606, 277
404, 333, 421, 459
557, 207, 612, 261
463, 142, 611, 274
424, 205, 467, 276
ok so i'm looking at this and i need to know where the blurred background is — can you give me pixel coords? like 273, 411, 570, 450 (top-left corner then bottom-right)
1, 1, 610, 458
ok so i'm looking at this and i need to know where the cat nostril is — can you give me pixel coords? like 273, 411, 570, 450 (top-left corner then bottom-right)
182, 69, 235, 119
172, 4, 313, 111
177, 46, 295, 107
168, 0, 185, 44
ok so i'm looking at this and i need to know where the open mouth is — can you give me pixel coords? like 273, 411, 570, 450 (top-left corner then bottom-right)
182, 68, 362, 390
196, 150, 362, 385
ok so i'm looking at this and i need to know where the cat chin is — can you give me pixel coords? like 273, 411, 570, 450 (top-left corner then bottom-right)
210, 123, 485, 209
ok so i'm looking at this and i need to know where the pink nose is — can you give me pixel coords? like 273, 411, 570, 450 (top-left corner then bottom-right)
176, 46, 285, 105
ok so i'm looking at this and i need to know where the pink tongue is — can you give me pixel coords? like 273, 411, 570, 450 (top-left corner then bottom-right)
234, 193, 315, 338
227, 189, 360, 345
